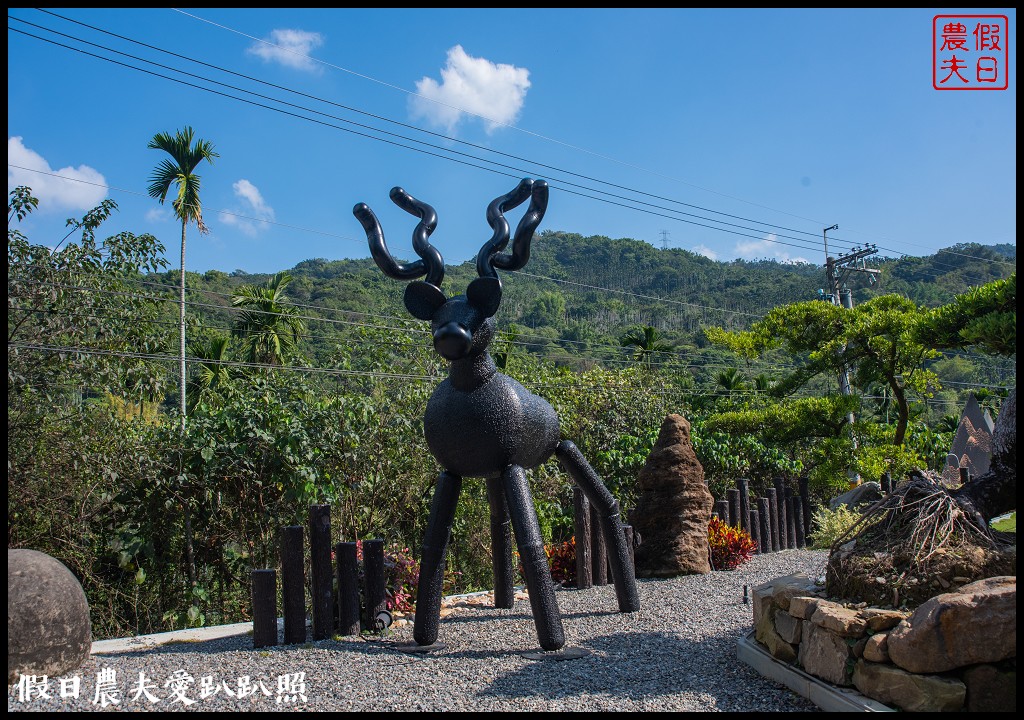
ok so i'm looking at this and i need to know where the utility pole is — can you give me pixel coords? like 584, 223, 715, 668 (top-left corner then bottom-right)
659, 230, 670, 250
822, 226, 881, 486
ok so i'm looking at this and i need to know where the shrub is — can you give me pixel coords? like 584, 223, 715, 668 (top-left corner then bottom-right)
351, 541, 421, 613
383, 544, 420, 612
708, 517, 757, 570
807, 505, 865, 550
545, 537, 576, 586
515, 537, 577, 587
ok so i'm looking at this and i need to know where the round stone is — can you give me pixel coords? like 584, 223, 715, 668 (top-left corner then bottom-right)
8, 548, 92, 683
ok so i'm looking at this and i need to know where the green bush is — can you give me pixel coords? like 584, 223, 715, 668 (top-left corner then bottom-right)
807, 504, 865, 550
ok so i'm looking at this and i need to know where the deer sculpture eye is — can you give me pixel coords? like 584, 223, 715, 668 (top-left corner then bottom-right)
353, 178, 640, 656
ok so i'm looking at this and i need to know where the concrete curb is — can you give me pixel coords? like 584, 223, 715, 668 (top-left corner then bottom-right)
90, 587, 530, 655
91, 620, 278, 655
736, 632, 894, 712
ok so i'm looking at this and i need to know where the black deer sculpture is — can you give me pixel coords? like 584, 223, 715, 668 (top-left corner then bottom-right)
353, 178, 640, 652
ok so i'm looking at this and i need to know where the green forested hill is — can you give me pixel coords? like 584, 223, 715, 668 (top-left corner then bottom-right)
181, 233, 1015, 358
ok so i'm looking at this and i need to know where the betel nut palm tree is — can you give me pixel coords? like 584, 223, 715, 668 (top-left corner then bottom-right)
147, 127, 219, 429
619, 324, 674, 368
230, 271, 306, 367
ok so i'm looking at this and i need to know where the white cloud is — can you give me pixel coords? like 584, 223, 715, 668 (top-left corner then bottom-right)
734, 234, 809, 264
246, 29, 324, 73
692, 244, 718, 260
145, 207, 170, 223
7, 136, 107, 212
219, 179, 275, 236
410, 45, 530, 133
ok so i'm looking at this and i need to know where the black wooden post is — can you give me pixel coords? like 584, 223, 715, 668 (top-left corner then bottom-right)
573, 487, 592, 590
749, 508, 760, 553
737, 477, 751, 534
785, 494, 798, 549
727, 488, 741, 527
715, 499, 729, 524
774, 478, 789, 549
798, 476, 812, 541
766, 488, 780, 552
487, 476, 515, 608
335, 542, 361, 636
280, 525, 306, 644
959, 467, 971, 485
882, 471, 892, 494
308, 504, 333, 640
793, 498, 806, 549
757, 498, 771, 555
251, 569, 278, 648
362, 538, 387, 632
590, 503, 607, 586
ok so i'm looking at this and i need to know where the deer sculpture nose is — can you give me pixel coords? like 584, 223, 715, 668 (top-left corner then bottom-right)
433, 322, 472, 360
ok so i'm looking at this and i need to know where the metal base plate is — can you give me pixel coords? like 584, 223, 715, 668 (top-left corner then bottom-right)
522, 646, 591, 661
394, 641, 446, 654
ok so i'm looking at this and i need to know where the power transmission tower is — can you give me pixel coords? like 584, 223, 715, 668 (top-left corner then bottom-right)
659, 230, 670, 250
821, 226, 881, 486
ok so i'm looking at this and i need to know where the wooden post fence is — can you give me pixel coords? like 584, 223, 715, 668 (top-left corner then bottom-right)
280, 525, 306, 644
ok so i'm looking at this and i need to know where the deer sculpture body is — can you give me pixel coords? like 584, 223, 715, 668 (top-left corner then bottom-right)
353, 178, 639, 652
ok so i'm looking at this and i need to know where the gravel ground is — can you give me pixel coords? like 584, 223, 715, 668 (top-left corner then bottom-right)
9, 549, 828, 712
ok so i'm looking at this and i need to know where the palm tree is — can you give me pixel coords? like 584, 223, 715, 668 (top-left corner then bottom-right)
752, 373, 774, 394
619, 325, 674, 368
716, 367, 747, 393
185, 334, 233, 412
147, 127, 219, 429
231, 272, 306, 367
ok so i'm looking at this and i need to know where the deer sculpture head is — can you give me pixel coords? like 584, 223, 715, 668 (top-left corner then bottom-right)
353, 178, 547, 362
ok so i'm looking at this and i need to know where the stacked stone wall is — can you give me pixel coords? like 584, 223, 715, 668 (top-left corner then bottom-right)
751, 573, 1016, 712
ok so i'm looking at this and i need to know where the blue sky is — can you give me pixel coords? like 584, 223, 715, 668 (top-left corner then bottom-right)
7, 8, 1017, 276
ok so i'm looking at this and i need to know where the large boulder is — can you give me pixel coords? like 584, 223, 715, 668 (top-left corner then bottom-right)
852, 659, 966, 712
8, 549, 92, 683
632, 414, 714, 577
828, 481, 882, 511
887, 576, 1016, 673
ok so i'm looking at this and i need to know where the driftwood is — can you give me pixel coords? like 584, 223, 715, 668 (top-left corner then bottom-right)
824, 389, 1016, 608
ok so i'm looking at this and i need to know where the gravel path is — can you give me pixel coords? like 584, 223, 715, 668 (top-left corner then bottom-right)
9, 550, 828, 712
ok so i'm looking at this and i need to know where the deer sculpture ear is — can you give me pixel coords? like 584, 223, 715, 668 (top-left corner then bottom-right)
466, 276, 502, 318
404, 281, 447, 320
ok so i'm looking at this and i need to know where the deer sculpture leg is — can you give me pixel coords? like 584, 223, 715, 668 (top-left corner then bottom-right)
486, 476, 516, 609
413, 471, 463, 647
502, 464, 566, 651
555, 440, 641, 613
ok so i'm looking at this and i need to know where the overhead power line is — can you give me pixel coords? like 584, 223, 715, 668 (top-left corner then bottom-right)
8, 18, 844, 259
25, 10, 853, 248
161, 8, 1019, 261
10, 12, 1015, 266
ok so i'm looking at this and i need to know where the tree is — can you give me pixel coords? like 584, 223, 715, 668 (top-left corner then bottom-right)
715, 366, 747, 393
8, 187, 176, 638
8, 186, 169, 409
619, 325, 674, 368
147, 127, 219, 428
706, 294, 939, 446
918, 273, 1015, 357
185, 333, 233, 412
231, 271, 306, 366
